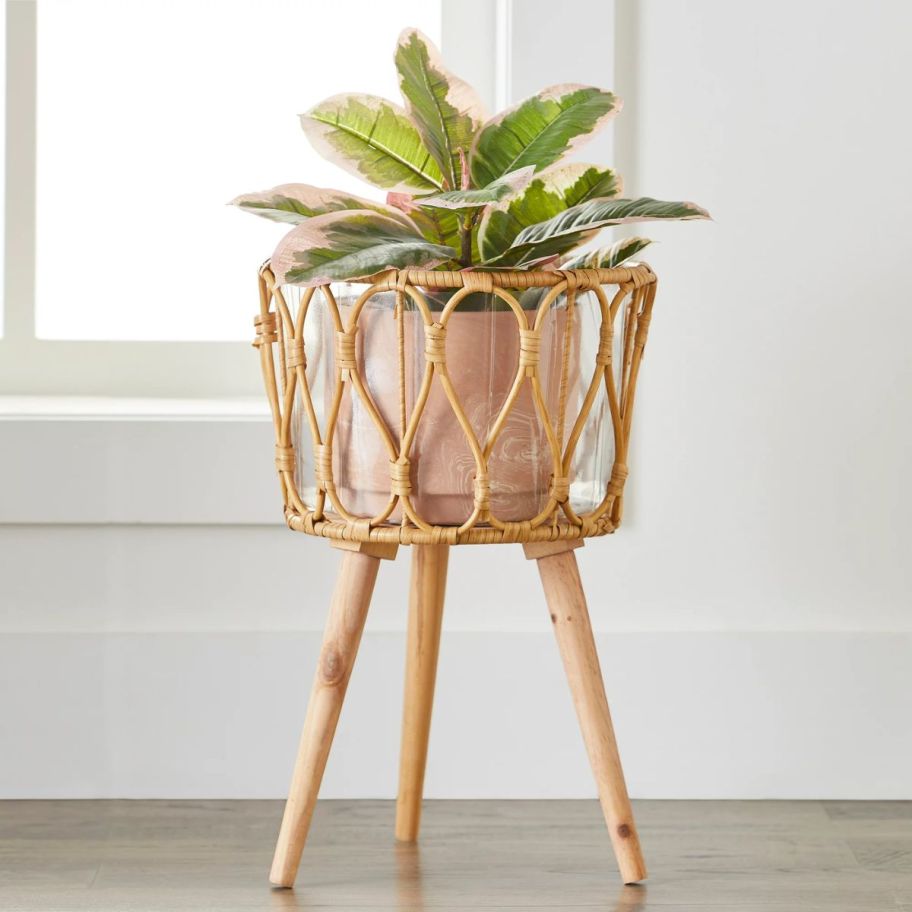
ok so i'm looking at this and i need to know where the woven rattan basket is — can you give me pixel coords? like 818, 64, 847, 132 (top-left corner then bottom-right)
255, 263, 656, 547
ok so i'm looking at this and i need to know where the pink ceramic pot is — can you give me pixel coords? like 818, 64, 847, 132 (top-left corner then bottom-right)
329, 291, 574, 526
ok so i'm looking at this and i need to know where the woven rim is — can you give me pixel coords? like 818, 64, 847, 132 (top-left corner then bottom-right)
255, 264, 657, 545
260, 263, 657, 292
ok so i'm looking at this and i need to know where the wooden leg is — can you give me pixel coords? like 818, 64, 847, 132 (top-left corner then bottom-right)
395, 544, 449, 842
524, 541, 647, 885
270, 542, 393, 887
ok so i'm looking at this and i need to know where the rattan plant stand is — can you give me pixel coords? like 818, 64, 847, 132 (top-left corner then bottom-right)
255, 264, 657, 887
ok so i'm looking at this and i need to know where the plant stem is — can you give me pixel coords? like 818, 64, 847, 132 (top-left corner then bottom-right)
459, 213, 473, 267
459, 210, 481, 268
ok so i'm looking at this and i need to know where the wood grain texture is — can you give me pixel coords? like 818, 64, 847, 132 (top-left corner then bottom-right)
269, 550, 381, 887
330, 537, 399, 560
532, 547, 646, 884
396, 544, 450, 841
523, 538, 583, 560
0, 800, 909, 910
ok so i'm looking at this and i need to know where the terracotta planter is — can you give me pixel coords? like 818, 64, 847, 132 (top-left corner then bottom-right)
292, 287, 590, 526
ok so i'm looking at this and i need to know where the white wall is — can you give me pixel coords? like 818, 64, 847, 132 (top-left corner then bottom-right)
1, 0, 911, 798
611, 0, 912, 634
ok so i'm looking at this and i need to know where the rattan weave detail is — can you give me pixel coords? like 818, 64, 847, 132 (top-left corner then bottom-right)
255, 264, 657, 545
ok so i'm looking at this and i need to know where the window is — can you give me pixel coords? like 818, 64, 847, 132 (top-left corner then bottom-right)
34, 0, 442, 342
1, 0, 491, 397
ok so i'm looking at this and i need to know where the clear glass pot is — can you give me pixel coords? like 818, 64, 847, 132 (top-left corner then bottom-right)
285, 283, 623, 528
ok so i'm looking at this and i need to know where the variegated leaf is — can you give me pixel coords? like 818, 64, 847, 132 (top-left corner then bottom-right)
478, 164, 620, 261
561, 237, 653, 269
387, 192, 472, 259
230, 183, 418, 228
271, 210, 456, 286
301, 94, 443, 193
492, 197, 709, 266
409, 207, 464, 251
416, 166, 535, 210
395, 28, 486, 190
470, 85, 619, 187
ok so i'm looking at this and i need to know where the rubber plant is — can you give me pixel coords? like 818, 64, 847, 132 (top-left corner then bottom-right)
233, 28, 709, 285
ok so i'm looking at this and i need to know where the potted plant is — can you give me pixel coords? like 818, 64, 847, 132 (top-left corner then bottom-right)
235, 28, 708, 530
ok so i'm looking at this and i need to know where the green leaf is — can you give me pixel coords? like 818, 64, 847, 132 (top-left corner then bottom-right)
301, 94, 443, 193
271, 210, 456, 286
415, 167, 535, 210
395, 28, 485, 190
470, 85, 619, 187
561, 237, 653, 269
478, 164, 620, 261
490, 197, 710, 266
230, 183, 419, 228
385, 192, 474, 260
407, 207, 463, 249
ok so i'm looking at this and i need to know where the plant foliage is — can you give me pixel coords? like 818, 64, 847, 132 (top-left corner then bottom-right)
233, 29, 709, 286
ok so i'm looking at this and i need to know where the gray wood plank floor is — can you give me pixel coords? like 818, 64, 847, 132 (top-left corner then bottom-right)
0, 800, 910, 910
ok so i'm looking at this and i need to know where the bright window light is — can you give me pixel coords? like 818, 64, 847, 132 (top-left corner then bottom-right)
35, 0, 441, 341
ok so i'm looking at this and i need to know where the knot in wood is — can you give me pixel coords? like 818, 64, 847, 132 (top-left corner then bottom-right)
473, 474, 491, 509
389, 459, 412, 497
274, 444, 295, 473
608, 462, 629, 497
425, 323, 447, 363
319, 645, 345, 686
334, 330, 357, 373
285, 338, 306, 370
252, 312, 277, 348
314, 444, 333, 485
596, 320, 613, 365
550, 475, 570, 503
519, 329, 541, 368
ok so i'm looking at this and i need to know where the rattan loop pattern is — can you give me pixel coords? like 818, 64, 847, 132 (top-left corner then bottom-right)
389, 459, 413, 497
335, 330, 357, 378
519, 329, 541, 370
424, 323, 447, 364
596, 321, 614, 366
274, 444, 295, 473
314, 444, 333, 487
254, 264, 658, 546
253, 313, 277, 348
473, 475, 491, 511
608, 463, 629, 497
285, 339, 306, 370
550, 476, 571, 503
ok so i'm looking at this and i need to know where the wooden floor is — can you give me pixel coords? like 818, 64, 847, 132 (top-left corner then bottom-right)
0, 800, 910, 910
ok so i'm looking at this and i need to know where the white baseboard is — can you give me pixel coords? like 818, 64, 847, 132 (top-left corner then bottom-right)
3, 631, 910, 800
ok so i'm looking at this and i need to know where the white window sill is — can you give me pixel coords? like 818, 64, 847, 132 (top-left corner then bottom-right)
0, 397, 281, 525
0, 396, 270, 421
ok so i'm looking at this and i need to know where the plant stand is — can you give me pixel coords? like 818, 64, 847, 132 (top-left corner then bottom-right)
254, 265, 657, 887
